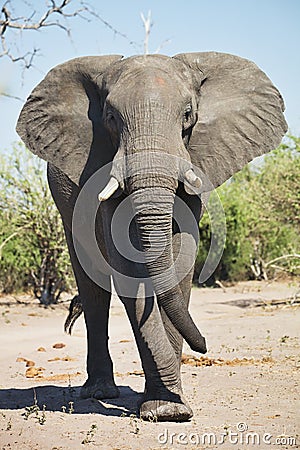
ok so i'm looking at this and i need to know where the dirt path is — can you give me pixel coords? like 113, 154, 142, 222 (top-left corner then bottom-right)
0, 281, 299, 449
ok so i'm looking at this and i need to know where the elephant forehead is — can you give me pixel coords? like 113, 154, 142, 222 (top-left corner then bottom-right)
115, 67, 171, 86
103, 55, 193, 90
110, 72, 193, 109
154, 76, 171, 87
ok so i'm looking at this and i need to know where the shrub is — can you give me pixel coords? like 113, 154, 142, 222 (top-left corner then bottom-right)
0, 144, 74, 302
195, 136, 300, 284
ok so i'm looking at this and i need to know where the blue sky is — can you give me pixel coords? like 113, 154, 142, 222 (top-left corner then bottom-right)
0, 0, 299, 152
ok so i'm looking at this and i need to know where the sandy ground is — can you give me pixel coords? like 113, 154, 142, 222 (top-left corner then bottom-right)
0, 281, 299, 449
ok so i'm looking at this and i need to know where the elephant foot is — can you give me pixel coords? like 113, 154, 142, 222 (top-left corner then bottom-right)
80, 377, 120, 400
139, 389, 193, 422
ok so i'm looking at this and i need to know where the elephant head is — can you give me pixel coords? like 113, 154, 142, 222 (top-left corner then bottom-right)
16, 52, 287, 353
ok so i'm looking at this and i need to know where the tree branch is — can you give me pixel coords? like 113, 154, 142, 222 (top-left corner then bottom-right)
0, 0, 139, 71
0, 0, 75, 68
141, 10, 152, 55
0, 91, 24, 101
0, 222, 33, 260
154, 38, 171, 54
265, 254, 300, 268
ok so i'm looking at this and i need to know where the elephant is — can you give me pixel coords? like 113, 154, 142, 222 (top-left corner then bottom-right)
16, 52, 287, 422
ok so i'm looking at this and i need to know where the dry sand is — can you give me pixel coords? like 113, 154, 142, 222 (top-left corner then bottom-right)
0, 281, 299, 449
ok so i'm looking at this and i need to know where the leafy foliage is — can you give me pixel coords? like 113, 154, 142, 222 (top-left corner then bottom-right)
195, 136, 300, 283
0, 144, 74, 302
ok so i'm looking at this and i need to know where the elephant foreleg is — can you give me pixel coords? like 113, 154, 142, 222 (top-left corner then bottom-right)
119, 293, 193, 421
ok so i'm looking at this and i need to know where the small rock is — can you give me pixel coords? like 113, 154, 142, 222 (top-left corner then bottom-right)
52, 343, 66, 349
16, 357, 27, 363
25, 360, 35, 367
25, 367, 44, 378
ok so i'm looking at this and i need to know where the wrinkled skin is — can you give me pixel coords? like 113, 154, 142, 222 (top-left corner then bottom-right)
16, 53, 287, 421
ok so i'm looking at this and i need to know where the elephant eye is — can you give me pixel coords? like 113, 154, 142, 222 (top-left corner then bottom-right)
183, 104, 194, 131
106, 110, 115, 122
104, 108, 118, 133
183, 104, 192, 122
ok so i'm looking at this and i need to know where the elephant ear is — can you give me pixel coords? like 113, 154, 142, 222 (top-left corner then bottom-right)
174, 52, 287, 190
16, 55, 123, 185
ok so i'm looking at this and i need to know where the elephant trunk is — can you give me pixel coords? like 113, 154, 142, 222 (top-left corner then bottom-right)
130, 185, 207, 354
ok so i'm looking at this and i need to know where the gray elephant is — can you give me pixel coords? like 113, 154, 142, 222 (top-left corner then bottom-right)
16, 52, 287, 422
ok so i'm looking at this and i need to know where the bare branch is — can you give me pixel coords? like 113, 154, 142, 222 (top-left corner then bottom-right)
0, 0, 140, 72
84, 2, 140, 52
1, 1, 73, 31
0, 92, 24, 101
140, 11, 169, 55
154, 38, 171, 54
0, 0, 76, 68
141, 10, 152, 55
265, 254, 300, 268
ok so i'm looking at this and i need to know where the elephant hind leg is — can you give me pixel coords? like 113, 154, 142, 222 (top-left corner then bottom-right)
48, 167, 119, 399
63, 224, 119, 400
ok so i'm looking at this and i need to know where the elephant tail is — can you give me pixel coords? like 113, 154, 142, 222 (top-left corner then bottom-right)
64, 295, 83, 334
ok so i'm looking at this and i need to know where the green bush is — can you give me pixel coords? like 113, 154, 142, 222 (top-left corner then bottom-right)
195, 136, 300, 284
0, 144, 74, 302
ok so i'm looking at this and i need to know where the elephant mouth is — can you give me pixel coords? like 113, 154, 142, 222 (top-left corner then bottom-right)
98, 151, 202, 201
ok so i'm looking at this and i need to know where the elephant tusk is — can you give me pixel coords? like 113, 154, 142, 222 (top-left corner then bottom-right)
183, 169, 202, 195
98, 177, 119, 201
184, 169, 202, 188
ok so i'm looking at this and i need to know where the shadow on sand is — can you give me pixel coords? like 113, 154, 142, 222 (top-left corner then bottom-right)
0, 384, 140, 417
